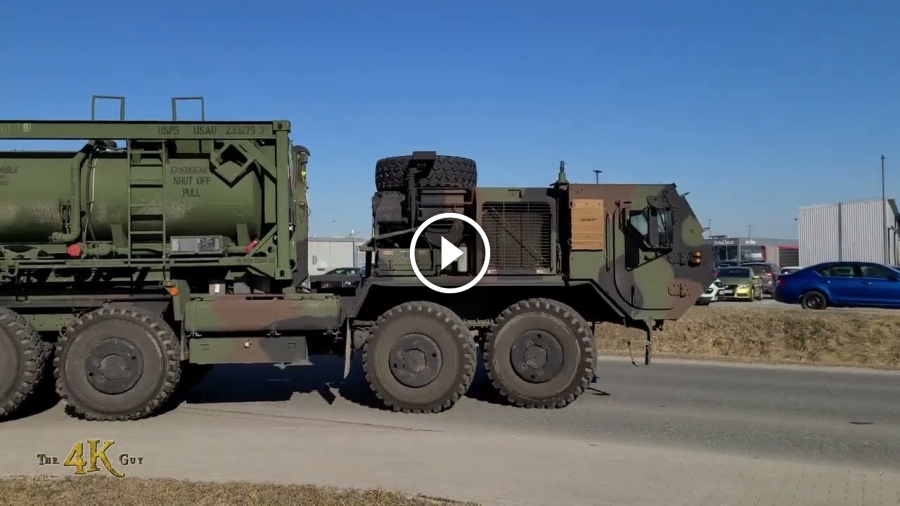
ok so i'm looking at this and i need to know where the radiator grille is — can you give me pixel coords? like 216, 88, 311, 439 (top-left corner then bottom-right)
481, 201, 552, 271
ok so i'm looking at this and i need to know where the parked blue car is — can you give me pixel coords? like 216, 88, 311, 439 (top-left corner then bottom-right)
774, 261, 900, 310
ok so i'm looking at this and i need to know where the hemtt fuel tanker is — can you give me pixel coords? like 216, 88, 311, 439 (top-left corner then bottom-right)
0, 96, 714, 422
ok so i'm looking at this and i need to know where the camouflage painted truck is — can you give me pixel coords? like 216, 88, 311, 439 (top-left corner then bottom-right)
0, 96, 714, 422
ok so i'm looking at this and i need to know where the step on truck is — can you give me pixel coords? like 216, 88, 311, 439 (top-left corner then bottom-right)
0, 96, 714, 421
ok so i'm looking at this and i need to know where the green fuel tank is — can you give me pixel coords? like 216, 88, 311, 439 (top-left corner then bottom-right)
0, 149, 262, 245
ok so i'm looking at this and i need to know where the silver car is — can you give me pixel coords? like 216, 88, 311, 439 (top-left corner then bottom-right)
779, 266, 801, 275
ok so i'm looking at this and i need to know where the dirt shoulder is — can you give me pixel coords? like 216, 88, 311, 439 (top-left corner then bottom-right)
0, 476, 477, 506
597, 305, 900, 369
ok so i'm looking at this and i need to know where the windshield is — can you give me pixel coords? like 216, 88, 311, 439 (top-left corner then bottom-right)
717, 267, 751, 278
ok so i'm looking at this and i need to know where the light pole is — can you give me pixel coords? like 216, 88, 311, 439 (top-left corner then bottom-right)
882, 155, 887, 264
593, 170, 602, 184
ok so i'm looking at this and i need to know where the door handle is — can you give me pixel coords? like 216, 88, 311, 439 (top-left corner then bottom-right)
863, 281, 873, 285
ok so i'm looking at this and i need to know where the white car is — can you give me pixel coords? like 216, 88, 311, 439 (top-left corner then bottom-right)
696, 279, 723, 305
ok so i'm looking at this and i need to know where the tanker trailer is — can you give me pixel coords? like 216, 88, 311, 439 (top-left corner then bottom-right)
0, 96, 346, 422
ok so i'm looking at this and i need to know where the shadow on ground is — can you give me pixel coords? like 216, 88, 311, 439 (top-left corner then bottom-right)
11, 350, 610, 421
4, 364, 61, 421
177, 349, 517, 411
177, 349, 612, 411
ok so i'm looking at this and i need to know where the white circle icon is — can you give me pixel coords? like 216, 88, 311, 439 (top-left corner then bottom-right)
409, 212, 491, 294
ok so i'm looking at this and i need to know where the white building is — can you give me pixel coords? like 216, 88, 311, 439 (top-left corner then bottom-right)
798, 198, 900, 266
308, 235, 368, 275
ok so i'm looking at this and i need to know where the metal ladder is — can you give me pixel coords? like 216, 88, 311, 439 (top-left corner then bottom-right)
126, 141, 168, 262
89, 95, 168, 262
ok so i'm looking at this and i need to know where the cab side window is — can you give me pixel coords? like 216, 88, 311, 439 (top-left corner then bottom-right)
628, 211, 648, 235
816, 264, 856, 278
627, 207, 674, 250
859, 264, 897, 279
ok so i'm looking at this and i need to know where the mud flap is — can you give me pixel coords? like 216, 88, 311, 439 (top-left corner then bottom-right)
343, 318, 352, 379
627, 325, 653, 366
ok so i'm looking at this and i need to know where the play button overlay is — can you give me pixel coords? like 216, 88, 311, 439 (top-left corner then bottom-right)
410, 212, 491, 295
440, 237, 464, 270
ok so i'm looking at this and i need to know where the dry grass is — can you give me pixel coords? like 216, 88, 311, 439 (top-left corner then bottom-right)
597, 305, 900, 369
0, 475, 479, 506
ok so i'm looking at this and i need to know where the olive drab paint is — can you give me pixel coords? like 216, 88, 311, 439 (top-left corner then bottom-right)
0, 96, 713, 423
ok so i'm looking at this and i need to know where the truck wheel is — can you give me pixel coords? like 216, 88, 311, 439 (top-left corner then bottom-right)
375, 155, 477, 191
362, 301, 476, 413
54, 304, 181, 421
483, 298, 596, 409
0, 308, 46, 419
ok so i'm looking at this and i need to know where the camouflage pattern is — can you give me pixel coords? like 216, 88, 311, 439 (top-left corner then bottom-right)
358, 165, 714, 329
0, 99, 714, 422
189, 337, 313, 365
182, 295, 341, 333
559, 183, 712, 322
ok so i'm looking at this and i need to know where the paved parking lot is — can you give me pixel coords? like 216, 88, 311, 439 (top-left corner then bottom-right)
707, 297, 900, 314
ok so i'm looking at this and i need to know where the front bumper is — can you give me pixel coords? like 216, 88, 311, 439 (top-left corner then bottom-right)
696, 281, 724, 304
696, 294, 716, 304
717, 285, 753, 300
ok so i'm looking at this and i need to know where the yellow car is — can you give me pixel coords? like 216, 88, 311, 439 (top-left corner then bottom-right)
713, 266, 763, 301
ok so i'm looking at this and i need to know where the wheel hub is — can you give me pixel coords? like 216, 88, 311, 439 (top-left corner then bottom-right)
85, 338, 144, 395
389, 333, 442, 388
510, 330, 564, 384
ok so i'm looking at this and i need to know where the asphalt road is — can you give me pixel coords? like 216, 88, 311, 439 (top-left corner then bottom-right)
1, 356, 898, 506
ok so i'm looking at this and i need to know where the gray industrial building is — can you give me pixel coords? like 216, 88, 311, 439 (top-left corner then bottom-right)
308, 235, 368, 275
798, 198, 900, 267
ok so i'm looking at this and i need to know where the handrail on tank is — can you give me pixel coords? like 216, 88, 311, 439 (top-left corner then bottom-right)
91, 95, 126, 121
171, 96, 206, 121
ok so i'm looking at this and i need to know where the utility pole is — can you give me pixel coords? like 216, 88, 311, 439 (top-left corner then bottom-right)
593, 170, 602, 184
882, 155, 888, 264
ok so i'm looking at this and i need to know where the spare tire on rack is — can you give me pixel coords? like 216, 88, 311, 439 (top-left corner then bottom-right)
375, 154, 477, 191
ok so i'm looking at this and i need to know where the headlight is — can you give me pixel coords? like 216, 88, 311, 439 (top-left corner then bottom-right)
738, 283, 750, 289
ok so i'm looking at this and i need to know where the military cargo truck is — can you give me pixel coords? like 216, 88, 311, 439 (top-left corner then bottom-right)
0, 96, 714, 422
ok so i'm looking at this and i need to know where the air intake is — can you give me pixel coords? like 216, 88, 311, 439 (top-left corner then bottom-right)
481, 201, 552, 271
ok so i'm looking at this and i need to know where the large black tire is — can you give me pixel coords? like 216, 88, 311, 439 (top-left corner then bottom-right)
363, 301, 476, 413
800, 290, 828, 310
54, 304, 181, 421
375, 155, 477, 191
0, 308, 47, 419
484, 298, 595, 409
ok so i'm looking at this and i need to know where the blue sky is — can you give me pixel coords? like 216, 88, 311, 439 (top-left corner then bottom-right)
3, 0, 898, 239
